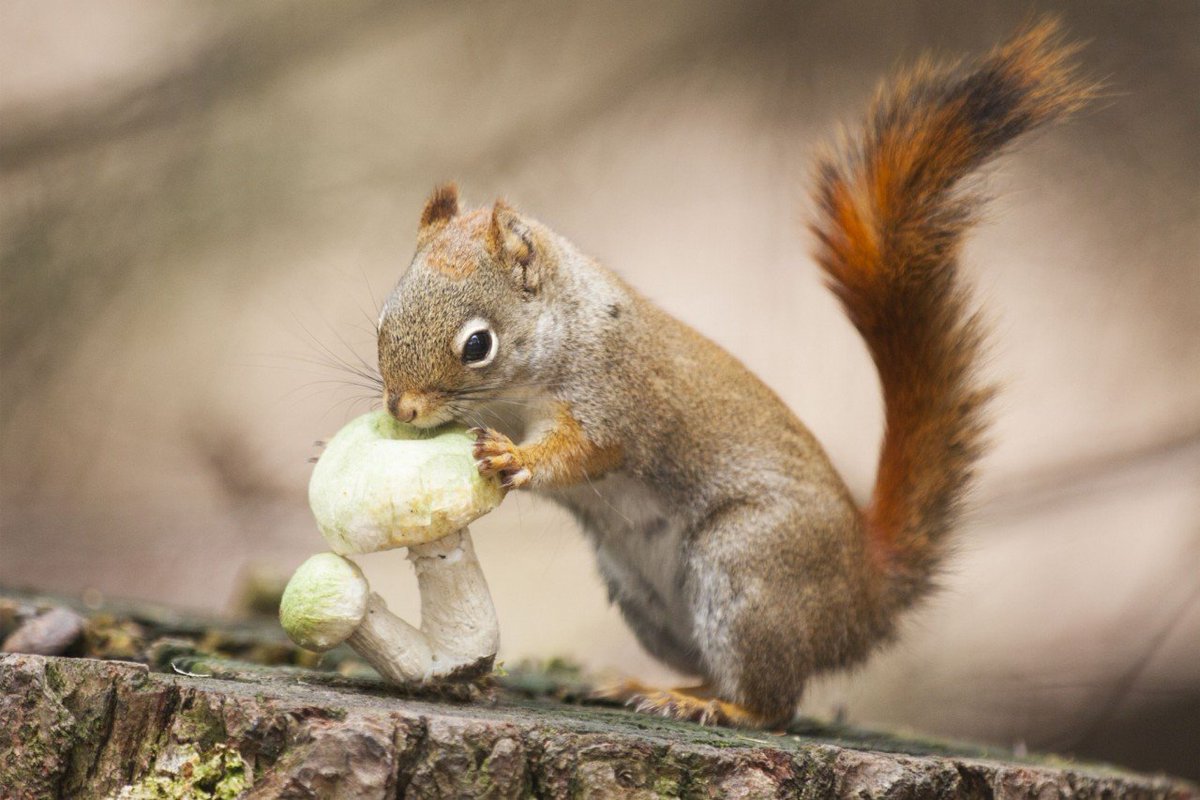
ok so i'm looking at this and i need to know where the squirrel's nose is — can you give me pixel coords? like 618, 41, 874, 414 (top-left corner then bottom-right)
387, 390, 420, 423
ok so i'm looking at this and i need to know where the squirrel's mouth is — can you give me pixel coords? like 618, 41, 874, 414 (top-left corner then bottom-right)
407, 407, 455, 429
384, 389, 454, 429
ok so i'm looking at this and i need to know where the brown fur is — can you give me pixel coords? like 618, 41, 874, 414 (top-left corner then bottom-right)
811, 18, 1095, 609
474, 402, 625, 489
377, 19, 1092, 728
422, 208, 490, 278
419, 183, 460, 231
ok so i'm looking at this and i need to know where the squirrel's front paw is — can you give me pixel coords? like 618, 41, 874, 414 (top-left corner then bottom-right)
470, 428, 532, 490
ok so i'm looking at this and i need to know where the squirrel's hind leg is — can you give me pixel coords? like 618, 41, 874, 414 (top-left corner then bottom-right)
680, 502, 855, 729
589, 503, 832, 729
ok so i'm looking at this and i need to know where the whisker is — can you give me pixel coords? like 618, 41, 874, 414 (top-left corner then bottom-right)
327, 323, 382, 383
450, 379, 570, 398
453, 395, 542, 410
289, 313, 384, 388
244, 359, 382, 389
447, 403, 488, 431
473, 405, 509, 428
285, 344, 382, 388
358, 263, 385, 324
574, 464, 636, 529
358, 305, 381, 337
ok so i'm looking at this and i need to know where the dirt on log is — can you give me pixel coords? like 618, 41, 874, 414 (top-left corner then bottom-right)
0, 652, 1193, 800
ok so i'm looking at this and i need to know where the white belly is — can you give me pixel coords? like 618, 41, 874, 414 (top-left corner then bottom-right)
548, 473, 692, 627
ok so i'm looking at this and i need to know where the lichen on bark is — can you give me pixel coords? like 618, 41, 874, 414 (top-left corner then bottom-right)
113, 743, 249, 800
1, 590, 1194, 799
1, 652, 1195, 800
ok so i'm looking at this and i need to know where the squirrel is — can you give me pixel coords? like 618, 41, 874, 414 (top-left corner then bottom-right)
374, 20, 1093, 728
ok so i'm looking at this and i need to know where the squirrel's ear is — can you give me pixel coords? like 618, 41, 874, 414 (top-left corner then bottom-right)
418, 183, 459, 233
487, 200, 541, 293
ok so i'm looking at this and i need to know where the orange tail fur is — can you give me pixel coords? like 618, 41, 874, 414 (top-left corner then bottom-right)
810, 19, 1094, 608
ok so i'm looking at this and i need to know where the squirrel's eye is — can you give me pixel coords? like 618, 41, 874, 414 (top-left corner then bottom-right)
462, 330, 493, 365
455, 317, 497, 368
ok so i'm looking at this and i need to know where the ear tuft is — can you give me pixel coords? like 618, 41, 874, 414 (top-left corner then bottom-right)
488, 200, 542, 292
419, 183, 459, 230
488, 200, 533, 266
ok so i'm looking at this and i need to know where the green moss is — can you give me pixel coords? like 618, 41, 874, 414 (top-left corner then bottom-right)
652, 774, 682, 796
168, 700, 227, 751
115, 743, 249, 799
43, 660, 67, 694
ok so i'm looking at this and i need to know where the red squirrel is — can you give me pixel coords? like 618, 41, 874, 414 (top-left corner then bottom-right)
375, 20, 1093, 727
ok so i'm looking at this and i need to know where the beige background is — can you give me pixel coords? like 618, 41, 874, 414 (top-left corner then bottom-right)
2, 0, 1198, 779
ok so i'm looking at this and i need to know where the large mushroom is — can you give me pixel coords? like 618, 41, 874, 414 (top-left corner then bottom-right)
280, 411, 504, 682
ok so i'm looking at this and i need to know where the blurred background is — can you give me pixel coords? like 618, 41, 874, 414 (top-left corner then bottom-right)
2, 0, 1197, 781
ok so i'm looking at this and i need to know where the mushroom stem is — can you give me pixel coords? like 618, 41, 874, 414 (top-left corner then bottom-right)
346, 594, 432, 683
409, 528, 499, 674
343, 528, 499, 682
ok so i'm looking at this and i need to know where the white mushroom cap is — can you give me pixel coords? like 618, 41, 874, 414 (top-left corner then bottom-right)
309, 411, 504, 555
279, 553, 369, 651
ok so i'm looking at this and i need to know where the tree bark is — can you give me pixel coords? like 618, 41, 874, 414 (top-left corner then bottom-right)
0, 652, 1193, 800
0, 590, 1195, 799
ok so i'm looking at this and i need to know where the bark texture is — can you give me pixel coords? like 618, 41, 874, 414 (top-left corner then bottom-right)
1, 652, 1194, 800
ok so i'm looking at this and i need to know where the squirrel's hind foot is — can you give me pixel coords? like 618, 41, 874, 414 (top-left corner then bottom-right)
590, 679, 769, 729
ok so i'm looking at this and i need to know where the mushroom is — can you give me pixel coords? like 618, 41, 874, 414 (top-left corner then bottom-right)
308, 411, 503, 555
280, 540, 498, 681
280, 410, 504, 682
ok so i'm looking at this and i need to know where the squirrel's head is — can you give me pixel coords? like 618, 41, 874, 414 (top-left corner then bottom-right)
377, 184, 559, 428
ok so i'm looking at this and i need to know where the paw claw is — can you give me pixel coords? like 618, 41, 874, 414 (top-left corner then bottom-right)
484, 453, 517, 472
471, 428, 531, 489
500, 468, 532, 490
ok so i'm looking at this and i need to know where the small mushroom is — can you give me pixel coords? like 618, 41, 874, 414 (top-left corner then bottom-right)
281, 410, 505, 683
280, 544, 498, 681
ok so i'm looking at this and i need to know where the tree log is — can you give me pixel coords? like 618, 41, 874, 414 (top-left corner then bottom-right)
0, 652, 1193, 799
0, 589, 1195, 799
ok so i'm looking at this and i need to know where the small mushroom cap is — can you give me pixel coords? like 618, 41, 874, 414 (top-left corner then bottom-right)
309, 411, 504, 555
279, 553, 369, 651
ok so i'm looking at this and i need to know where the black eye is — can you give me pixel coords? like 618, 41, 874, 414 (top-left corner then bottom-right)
462, 330, 492, 364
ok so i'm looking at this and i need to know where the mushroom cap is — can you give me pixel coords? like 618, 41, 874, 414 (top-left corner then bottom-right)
279, 553, 369, 651
309, 411, 504, 555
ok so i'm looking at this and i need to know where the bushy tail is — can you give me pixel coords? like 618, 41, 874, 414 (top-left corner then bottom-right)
810, 19, 1094, 609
